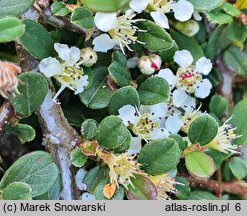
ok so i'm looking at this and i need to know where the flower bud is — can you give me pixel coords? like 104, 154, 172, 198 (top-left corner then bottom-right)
80, 47, 98, 67
138, 54, 162, 75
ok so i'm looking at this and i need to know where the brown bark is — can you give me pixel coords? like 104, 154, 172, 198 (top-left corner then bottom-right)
180, 174, 247, 198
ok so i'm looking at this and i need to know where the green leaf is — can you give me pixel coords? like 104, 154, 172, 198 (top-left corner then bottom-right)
188, 190, 218, 200
71, 7, 94, 29
70, 148, 87, 168
112, 51, 127, 66
137, 20, 175, 51
205, 149, 229, 170
230, 100, 247, 145
206, 8, 233, 24
13, 123, 36, 143
79, 67, 113, 109
63, 106, 85, 127
188, 114, 218, 146
171, 30, 204, 62
138, 76, 170, 105
0, 17, 25, 43
223, 46, 247, 76
222, 3, 241, 17
83, 166, 109, 194
108, 86, 140, 115
159, 43, 178, 63
229, 157, 247, 180
205, 25, 229, 60
94, 180, 124, 200
169, 134, 188, 152
96, 116, 131, 151
81, 119, 98, 140
19, 20, 53, 60
51, 2, 69, 16
126, 174, 158, 200
2, 182, 32, 200
175, 177, 191, 200
227, 20, 247, 43
138, 138, 180, 175
0, 0, 35, 17
10, 72, 48, 117
185, 152, 215, 178
108, 61, 131, 87
82, 0, 129, 12
209, 94, 228, 117
188, 0, 224, 11
34, 175, 61, 200
0, 151, 59, 197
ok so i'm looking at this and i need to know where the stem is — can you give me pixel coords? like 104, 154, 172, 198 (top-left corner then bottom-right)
15, 43, 81, 200
216, 54, 235, 116
179, 174, 247, 198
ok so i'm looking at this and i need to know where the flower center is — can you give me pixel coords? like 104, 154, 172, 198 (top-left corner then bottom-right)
181, 108, 201, 133
108, 11, 144, 53
206, 121, 238, 154
150, 0, 173, 12
176, 67, 202, 93
55, 65, 84, 90
132, 114, 158, 139
107, 153, 140, 188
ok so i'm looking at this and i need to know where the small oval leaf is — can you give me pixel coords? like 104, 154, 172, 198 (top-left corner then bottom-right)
185, 152, 215, 178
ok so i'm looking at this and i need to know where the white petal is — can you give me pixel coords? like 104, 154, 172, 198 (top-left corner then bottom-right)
194, 79, 212, 99
118, 105, 139, 126
140, 102, 168, 120
75, 168, 88, 191
39, 57, 62, 77
150, 10, 169, 29
172, 89, 196, 110
93, 34, 117, 53
172, 0, 194, 22
80, 193, 95, 201
195, 57, 213, 75
74, 75, 89, 94
149, 128, 170, 140
94, 12, 118, 32
128, 137, 142, 154
173, 50, 193, 69
165, 114, 182, 134
157, 68, 176, 88
129, 0, 149, 13
54, 43, 80, 66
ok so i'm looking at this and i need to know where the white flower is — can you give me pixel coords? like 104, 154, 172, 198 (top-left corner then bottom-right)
118, 103, 170, 144
93, 10, 145, 54
39, 43, 89, 101
158, 50, 213, 99
130, 0, 194, 29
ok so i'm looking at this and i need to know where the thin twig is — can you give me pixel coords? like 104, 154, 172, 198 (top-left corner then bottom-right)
179, 174, 247, 198
216, 54, 235, 116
